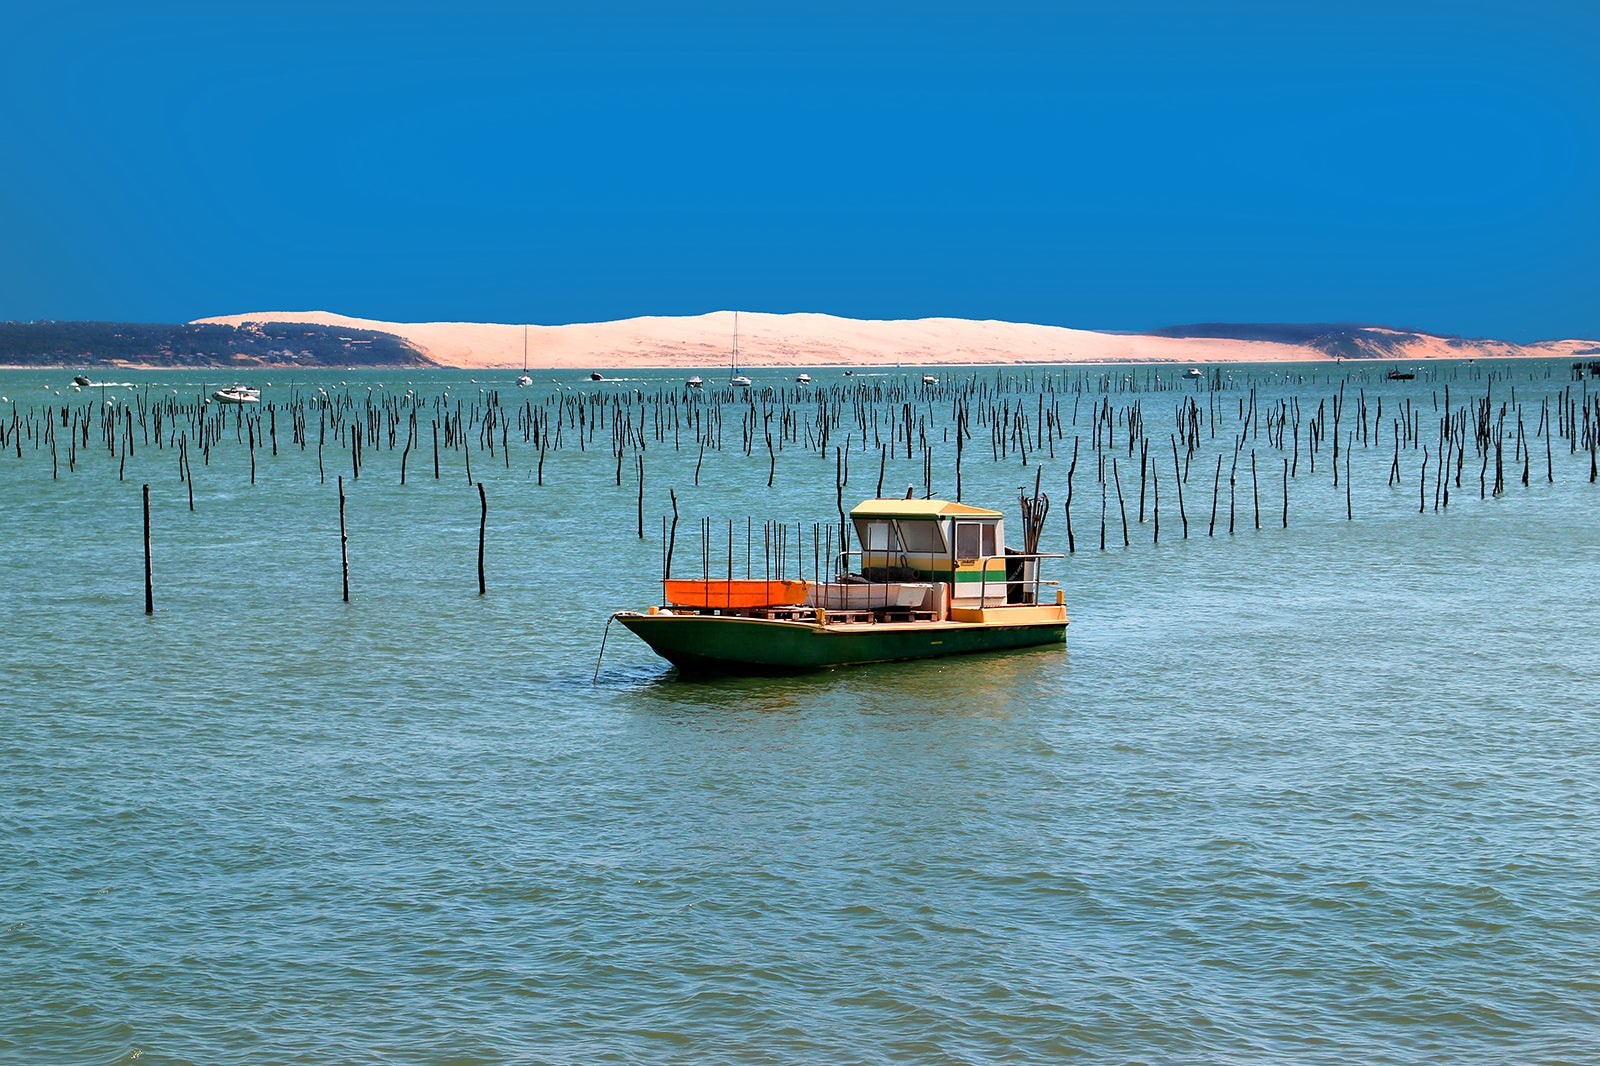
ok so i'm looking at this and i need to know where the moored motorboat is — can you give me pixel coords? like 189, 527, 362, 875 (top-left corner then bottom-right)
611, 497, 1066, 675
211, 385, 261, 404
686, 375, 704, 388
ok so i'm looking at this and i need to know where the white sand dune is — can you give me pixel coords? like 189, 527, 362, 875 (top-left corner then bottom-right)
193, 310, 1597, 370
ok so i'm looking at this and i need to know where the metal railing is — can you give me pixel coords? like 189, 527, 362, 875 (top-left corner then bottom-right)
830, 549, 1065, 607
975, 552, 1064, 606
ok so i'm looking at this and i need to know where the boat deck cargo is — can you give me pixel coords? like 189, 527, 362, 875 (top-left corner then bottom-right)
663, 579, 808, 610
805, 581, 931, 611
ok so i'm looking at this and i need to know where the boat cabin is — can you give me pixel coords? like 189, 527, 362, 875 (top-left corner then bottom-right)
849, 498, 1015, 608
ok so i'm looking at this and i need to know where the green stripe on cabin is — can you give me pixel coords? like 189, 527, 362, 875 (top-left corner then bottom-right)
953, 567, 1007, 583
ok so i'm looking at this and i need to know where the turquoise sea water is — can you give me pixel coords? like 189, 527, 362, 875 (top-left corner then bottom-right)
4, 362, 1600, 1064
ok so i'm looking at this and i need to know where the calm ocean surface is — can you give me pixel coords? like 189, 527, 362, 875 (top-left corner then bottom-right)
4, 362, 1599, 1064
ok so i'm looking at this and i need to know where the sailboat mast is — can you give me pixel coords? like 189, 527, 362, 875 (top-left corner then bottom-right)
732, 310, 740, 373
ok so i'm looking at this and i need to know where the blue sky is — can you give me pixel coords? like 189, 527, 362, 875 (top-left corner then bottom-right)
1, 1, 1595, 340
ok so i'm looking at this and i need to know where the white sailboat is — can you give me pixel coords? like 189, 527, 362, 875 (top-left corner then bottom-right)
730, 311, 751, 388
517, 325, 532, 387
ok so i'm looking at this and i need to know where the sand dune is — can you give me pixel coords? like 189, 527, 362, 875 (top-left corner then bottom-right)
193, 310, 1597, 370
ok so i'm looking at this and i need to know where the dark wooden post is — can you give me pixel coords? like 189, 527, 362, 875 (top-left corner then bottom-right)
478, 482, 488, 595
1251, 449, 1260, 530
1282, 458, 1289, 528
142, 483, 153, 615
666, 488, 679, 578
338, 475, 350, 602
1171, 434, 1187, 538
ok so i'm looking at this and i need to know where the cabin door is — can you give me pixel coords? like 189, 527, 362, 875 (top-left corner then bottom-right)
951, 520, 1003, 605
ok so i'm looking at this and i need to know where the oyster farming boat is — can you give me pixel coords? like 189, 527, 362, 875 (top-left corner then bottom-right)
612, 498, 1067, 675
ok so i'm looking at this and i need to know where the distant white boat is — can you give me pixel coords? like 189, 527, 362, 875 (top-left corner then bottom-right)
796, 373, 812, 385
922, 375, 939, 385
1185, 367, 1203, 379
517, 326, 532, 386
211, 385, 260, 404
728, 311, 750, 387
686, 375, 704, 388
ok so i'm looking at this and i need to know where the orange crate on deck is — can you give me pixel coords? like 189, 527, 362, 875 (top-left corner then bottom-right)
663, 579, 809, 609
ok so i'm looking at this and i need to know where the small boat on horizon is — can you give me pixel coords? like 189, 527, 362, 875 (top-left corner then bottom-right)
517, 325, 532, 386
211, 385, 260, 404
590, 372, 605, 381
1185, 367, 1203, 379
609, 496, 1067, 676
796, 373, 811, 385
727, 311, 751, 387
686, 375, 704, 388
72, 375, 92, 387
1386, 368, 1416, 381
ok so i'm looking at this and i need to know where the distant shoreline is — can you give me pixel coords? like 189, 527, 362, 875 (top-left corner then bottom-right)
0, 351, 1582, 372
4, 309, 1594, 371
190, 310, 1597, 371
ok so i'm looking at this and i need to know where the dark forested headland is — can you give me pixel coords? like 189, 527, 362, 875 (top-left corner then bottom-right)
0, 320, 432, 368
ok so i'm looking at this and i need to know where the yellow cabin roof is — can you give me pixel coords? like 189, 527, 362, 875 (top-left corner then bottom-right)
850, 498, 1003, 520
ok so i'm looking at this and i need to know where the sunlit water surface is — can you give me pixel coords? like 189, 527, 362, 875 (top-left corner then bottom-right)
4, 364, 1600, 1064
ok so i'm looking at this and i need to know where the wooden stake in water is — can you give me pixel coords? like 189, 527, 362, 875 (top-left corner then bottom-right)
1171, 434, 1188, 539
142, 483, 153, 615
478, 482, 488, 595
1061, 438, 1078, 553
666, 488, 680, 579
338, 475, 350, 603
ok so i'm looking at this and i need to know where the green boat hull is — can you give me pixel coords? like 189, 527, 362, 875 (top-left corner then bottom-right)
616, 613, 1066, 676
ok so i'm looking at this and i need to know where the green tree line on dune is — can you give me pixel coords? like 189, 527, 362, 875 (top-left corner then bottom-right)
0, 321, 432, 368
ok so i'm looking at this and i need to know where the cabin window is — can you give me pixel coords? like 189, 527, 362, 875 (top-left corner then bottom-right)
955, 522, 982, 560
859, 521, 889, 551
896, 521, 945, 554
954, 521, 997, 560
